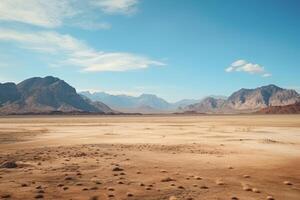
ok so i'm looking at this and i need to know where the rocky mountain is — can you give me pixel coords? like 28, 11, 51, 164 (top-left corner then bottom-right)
226, 84, 299, 110
182, 85, 300, 114
182, 97, 227, 113
0, 76, 113, 114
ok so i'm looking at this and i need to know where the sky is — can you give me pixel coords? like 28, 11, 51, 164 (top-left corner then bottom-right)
0, 0, 300, 102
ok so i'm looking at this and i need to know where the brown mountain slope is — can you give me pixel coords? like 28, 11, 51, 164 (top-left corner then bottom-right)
257, 102, 300, 114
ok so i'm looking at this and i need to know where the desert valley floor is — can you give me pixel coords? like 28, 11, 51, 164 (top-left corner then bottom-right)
0, 115, 299, 200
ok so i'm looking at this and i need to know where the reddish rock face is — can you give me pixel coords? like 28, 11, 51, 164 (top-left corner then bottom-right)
257, 102, 300, 114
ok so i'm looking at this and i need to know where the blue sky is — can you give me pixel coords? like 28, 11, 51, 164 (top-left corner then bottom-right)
0, 0, 299, 102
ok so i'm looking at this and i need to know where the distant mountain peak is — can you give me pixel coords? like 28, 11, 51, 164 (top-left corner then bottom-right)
140, 93, 157, 97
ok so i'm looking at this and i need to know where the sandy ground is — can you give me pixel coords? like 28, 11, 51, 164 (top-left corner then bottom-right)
0, 115, 299, 200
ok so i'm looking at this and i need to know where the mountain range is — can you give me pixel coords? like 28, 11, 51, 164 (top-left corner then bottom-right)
0, 76, 299, 115
0, 76, 113, 114
80, 91, 200, 113
182, 84, 300, 113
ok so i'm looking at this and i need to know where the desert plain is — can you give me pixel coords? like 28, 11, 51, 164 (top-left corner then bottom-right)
0, 115, 299, 200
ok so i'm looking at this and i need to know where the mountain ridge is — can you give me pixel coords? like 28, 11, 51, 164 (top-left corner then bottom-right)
0, 76, 113, 114
1, 77, 299, 114
257, 102, 300, 114
182, 84, 300, 113
80, 91, 196, 113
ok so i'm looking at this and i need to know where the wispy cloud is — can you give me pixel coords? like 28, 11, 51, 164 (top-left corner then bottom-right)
90, 0, 139, 15
0, 28, 164, 72
72, 21, 112, 30
225, 59, 271, 77
0, 0, 75, 28
0, 0, 139, 29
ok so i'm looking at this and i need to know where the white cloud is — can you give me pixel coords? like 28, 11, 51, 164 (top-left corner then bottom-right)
81, 53, 165, 72
262, 73, 272, 77
0, 0, 75, 28
72, 21, 112, 30
225, 59, 271, 78
231, 59, 247, 67
90, 0, 138, 14
0, 0, 139, 28
0, 28, 164, 72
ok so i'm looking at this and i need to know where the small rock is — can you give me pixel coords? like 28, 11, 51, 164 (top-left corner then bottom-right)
216, 180, 224, 185
243, 185, 252, 191
0, 161, 17, 169
89, 196, 99, 200
177, 185, 185, 189
161, 177, 176, 182
139, 183, 145, 186
35, 194, 44, 199
1, 194, 11, 199
112, 167, 123, 171
283, 181, 292, 185
266, 196, 275, 200
64, 177, 73, 181
127, 192, 133, 197
90, 186, 98, 190
252, 188, 260, 193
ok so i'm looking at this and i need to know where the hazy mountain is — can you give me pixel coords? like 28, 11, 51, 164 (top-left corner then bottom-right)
173, 99, 200, 109
80, 91, 229, 113
80, 91, 173, 113
0, 76, 113, 114
182, 85, 300, 113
